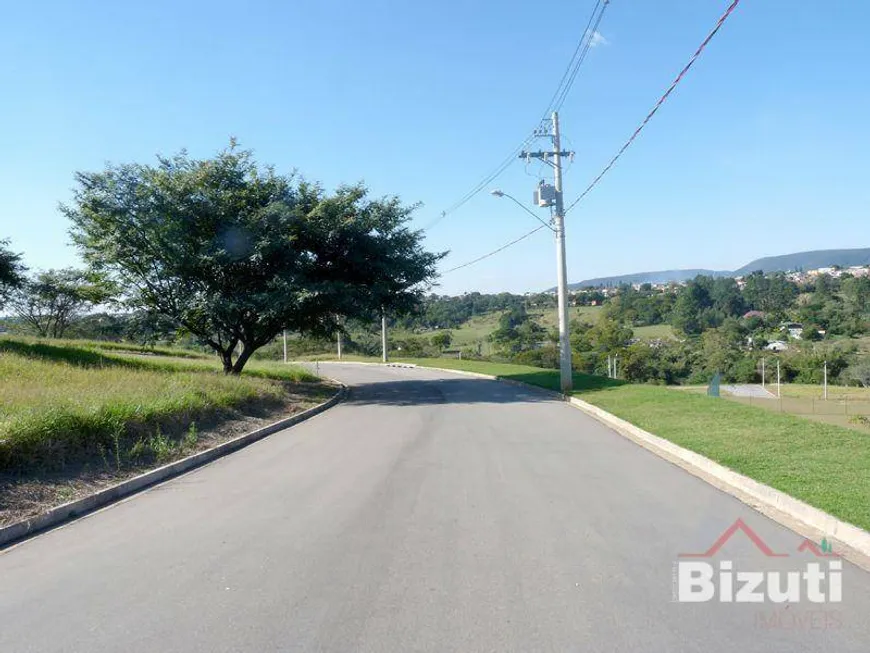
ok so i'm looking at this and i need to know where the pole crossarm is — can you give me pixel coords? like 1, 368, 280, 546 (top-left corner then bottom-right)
519, 150, 574, 167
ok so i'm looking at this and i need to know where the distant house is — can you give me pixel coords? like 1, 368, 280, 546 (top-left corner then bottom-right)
781, 322, 803, 339
765, 340, 789, 352
810, 267, 843, 278
742, 310, 765, 320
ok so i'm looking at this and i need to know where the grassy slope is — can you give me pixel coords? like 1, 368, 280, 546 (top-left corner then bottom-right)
404, 358, 870, 532
632, 323, 677, 340
530, 305, 603, 329
419, 305, 674, 344
411, 312, 503, 348
0, 337, 319, 471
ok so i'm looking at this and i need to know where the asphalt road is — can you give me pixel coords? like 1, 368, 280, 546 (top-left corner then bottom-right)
722, 384, 777, 398
2, 363, 870, 652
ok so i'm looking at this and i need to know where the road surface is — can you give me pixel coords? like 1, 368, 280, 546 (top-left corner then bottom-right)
722, 384, 777, 398
1, 363, 869, 652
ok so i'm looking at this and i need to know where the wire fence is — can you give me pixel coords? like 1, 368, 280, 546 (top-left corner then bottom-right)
729, 394, 870, 417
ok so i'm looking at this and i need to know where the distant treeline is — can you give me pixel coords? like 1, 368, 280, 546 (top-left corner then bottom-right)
605, 271, 870, 337
395, 292, 552, 331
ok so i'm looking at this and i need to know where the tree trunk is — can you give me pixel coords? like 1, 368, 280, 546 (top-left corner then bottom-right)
230, 343, 254, 375
220, 349, 234, 374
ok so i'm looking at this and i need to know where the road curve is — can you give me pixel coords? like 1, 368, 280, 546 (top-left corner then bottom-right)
1, 363, 869, 652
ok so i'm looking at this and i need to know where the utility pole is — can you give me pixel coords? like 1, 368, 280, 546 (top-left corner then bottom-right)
761, 357, 765, 388
824, 360, 828, 401
337, 331, 343, 361
520, 112, 574, 393
381, 310, 388, 363
282, 329, 287, 364
777, 359, 781, 398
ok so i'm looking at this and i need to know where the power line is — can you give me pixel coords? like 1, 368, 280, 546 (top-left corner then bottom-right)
551, 0, 610, 114
564, 0, 741, 214
427, 0, 610, 232
442, 224, 548, 274
422, 135, 535, 231
540, 0, 605, 119
441, 0, 741, 275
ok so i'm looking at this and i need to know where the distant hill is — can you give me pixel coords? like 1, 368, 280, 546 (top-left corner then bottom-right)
733, 248, 870, 276
566, 247, 870, 289
566, 269, 728, 289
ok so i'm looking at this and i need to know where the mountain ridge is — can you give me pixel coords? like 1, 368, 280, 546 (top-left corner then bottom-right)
566, 247, 870, 289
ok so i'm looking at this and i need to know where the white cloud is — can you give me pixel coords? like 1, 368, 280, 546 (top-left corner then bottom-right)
587, 30, 608, 48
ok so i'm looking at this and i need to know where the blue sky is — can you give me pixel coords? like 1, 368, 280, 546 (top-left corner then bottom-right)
2, 0, 868, 295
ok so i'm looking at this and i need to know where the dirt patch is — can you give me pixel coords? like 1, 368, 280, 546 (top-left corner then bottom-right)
0, 382, 337, 527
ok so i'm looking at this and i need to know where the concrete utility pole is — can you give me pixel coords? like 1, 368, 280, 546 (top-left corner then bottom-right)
282, 329, 287, 364
777, 359, 781, 398
761, 357, 765, 388
824, 360, 828, 400
519, 112, 574, 393
551, 112, 572, 393
381, 311, 388, 363
337, 331, 343, 361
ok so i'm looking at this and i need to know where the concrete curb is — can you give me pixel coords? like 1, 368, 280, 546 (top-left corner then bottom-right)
0, 383, 346, 550
406, 363, 870, 564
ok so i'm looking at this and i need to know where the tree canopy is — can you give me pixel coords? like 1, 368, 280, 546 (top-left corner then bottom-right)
64, 145, 443, 373
0, 238, 26, 310
9, 268, 112, 338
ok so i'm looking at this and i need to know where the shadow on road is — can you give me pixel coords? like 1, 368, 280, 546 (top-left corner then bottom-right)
343, 378, 556, 407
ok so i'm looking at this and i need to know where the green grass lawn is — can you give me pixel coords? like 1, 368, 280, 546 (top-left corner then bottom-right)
411, 312, 503, 349
530, 305, 602, 330
632, 323, 676, 340
406, 358, 870, 533
0, 336, 320, 472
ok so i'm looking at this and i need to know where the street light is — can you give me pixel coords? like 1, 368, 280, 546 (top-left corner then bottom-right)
491, 186, 573, 394
490, 189, 554, 231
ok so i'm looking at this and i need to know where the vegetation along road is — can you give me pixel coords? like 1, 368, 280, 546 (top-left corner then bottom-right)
2, 363, 870, 652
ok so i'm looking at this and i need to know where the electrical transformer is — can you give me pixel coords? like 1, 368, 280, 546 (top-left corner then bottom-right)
534, 183, 557, 207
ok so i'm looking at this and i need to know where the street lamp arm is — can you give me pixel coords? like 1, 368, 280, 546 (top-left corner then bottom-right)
490, 190, 555, 232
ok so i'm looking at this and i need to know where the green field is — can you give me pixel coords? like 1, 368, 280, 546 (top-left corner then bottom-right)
403, 307, 605, 353
403, 358, 870, 533
632, 323, 677, 340
530, 305, 603, 329
423, 305, 672, 344
0, 337, 321, 473
413, 311, 503, 349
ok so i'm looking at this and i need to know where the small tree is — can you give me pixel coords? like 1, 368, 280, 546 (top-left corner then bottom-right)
847, 362, 870, 388
431, 331, 452, 350
10, 268, 112, 338
0, 238, 26, 310
801, 324, 822, 341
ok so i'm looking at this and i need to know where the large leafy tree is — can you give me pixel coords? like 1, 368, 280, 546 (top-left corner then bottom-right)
0, 238, 26, 310
64, 145, 443, 374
